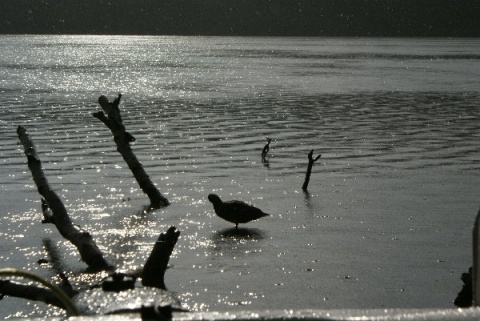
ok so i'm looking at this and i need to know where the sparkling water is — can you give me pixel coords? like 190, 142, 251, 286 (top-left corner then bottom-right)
0, 35, 479, 318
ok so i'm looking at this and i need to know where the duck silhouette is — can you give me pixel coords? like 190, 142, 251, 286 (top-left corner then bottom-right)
208, 194, 270, 228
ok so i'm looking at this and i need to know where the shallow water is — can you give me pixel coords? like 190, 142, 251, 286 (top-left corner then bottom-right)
0, 36, 479, 318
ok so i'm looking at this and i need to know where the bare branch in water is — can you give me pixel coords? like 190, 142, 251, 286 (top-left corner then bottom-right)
142, 226, 180, 290
93, 94, 169, 209
17, 126, 112, 272
302, 149, 322, 191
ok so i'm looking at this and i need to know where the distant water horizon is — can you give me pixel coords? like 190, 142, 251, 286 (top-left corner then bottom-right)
0, 35, 479, 318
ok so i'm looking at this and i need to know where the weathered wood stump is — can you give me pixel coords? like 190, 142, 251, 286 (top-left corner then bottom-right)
142, 226, 180, 290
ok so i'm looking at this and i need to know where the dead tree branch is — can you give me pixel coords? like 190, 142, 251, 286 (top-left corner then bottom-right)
17, 126, 112, 272
0, 226, 181, 314
92, 94, 169, 209
302, 149, 321, 191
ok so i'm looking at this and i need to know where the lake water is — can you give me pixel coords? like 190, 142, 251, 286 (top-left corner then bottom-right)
0, 35, 479, 318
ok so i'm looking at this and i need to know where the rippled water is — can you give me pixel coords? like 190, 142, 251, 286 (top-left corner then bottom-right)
0, 35, 479, 318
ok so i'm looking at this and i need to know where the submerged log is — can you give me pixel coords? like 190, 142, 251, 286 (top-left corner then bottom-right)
17, 126, 112, 272
142, 226, 180, 290
92, 94, 169, 209
302, 149, 321, 191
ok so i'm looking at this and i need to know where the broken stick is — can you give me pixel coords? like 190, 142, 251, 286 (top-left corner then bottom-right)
302, 149, 321, 191
142, 226, 180, 290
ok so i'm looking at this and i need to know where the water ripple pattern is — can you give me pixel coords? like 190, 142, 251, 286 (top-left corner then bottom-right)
0, 36, 479, 318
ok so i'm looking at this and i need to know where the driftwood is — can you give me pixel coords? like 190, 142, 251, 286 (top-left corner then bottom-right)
4, 117, 178, 315
92, 94, 169, 209
0, 227, 181, 314
17, 126, 112, 272
302, 149, 321, 191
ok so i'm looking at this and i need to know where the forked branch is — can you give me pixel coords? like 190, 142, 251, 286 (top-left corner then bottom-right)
302, 149, 321, 191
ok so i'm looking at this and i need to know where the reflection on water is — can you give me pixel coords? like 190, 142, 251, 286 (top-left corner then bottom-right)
213, 227, 266, 244
0, 90, 479, 317
211, 228, 266, 259
42, 239, 69, 275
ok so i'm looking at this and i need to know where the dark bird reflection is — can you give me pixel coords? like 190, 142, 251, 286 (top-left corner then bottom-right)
214, 227, 266, 240
211, 227, 266, 257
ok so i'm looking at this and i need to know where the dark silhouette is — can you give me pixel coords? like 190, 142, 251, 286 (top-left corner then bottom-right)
261, 137, 272, 160
454, 267, 473, 307
208, 194, 269, 229
302, 150, 321, 191
0, 227, 181, 314
142, 226, 180, 290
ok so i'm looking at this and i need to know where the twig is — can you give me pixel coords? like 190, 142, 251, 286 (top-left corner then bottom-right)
302, 149, 321, 191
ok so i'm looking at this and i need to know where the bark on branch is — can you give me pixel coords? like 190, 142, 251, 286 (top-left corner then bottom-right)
302, 149, 322, 191
17, 126, 112, 272
92, 94, 169, 209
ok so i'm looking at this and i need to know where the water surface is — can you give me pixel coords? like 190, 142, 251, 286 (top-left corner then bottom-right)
0, 36, 479, 318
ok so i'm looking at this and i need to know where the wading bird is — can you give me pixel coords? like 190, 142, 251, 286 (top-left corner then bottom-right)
208, 194, 270, 228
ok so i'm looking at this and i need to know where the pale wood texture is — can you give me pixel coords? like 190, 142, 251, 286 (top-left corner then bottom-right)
17, 126, 112, 271
92, 94, 169, 208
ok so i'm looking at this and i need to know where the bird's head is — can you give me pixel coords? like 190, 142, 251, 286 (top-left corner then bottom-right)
208, 194, 222, 205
